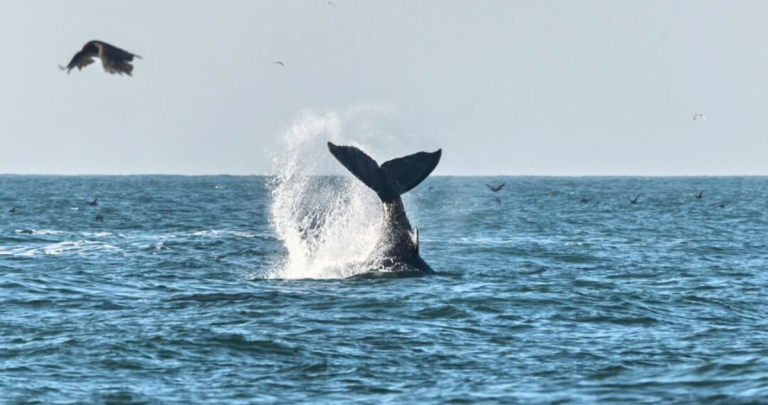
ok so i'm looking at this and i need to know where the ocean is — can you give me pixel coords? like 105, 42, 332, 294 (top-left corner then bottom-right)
2, 173, 768, 404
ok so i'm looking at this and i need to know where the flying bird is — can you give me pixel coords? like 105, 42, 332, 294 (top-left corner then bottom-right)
630, 195, 641, 204
486, 183, 506, 192
59, 40, 142, 76
89, 197, 98, 206
695, 190, 704, 199
273, 61, 284, 66
693, 113, 707, 121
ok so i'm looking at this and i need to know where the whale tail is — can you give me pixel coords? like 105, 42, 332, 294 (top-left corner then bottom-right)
327, 142, 442, 202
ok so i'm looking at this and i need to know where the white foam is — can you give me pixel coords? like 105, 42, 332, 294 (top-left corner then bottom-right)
15, 229, 68, 236
266, 108, 401, 279
8, 240, 122, 257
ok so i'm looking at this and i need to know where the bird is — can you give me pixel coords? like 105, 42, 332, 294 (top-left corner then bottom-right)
579, 198, 591, 203
273, 61, 284, 66
630, 195, 641, 204
9, 207, 16, 213
486, 183, 506, 192
695, 190, 704, 199
89, 197, 98, 206
59, 40, 142, 76
718, 203, 726, 208
693, 113, 707, 121
495, 197, 501, 205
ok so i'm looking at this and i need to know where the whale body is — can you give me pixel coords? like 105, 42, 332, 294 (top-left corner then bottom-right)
327, 142, 441, 276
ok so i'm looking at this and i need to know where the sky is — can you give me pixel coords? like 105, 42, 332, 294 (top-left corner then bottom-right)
1, 1, 768, 176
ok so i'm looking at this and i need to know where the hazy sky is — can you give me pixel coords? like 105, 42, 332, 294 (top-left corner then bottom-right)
2, 1, 768, 175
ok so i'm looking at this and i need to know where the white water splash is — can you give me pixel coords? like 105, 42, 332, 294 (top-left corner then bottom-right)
266, 106, 417, 279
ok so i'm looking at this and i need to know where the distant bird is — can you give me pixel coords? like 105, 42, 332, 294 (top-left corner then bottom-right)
630, 195, 641, 204
495, 197, 501, 205
273, 61, 284, 66
693, 113, 707, 121
326, 1, 336, 6
718, 203, 726, 208
579, 198, 591, 203
95, 215, 104, 222
9, 207, 16, 213
486, 183, 506, 192
89, 197, 98, 206
59, 40, 142, 76
695, 190, 704, 199
428, 186, 434, 191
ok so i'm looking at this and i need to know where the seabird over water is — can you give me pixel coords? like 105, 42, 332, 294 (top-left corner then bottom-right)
486, 183, 506, 192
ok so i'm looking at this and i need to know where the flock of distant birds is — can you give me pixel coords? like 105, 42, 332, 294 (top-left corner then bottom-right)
484, 183, 724, 208
2, 186, 726, 223
7, 198, 103, 222
51, 11, 714, 221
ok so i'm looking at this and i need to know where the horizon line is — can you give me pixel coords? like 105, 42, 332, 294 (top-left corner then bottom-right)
2, 173, 768, 178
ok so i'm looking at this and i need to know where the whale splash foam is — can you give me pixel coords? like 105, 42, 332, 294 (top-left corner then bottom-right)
267, 107, 415, 279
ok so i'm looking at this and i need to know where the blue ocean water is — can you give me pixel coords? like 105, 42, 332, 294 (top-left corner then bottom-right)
2, 175, 768, 404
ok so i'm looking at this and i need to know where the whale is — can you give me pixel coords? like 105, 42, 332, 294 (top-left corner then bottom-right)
327, 142, 441, 276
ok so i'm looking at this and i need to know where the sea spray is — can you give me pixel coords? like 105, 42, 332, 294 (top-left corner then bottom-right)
267, 108, 394, 279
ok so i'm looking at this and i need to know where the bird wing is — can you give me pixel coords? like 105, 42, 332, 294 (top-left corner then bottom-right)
497, 182, 506, 190
97, 41, 140, 62
94, 41, 140, 75
60, 48, 98, 73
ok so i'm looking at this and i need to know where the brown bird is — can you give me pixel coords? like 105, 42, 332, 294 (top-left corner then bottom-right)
59, 40, 142, 76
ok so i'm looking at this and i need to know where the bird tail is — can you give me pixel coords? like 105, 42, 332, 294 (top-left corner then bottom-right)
327, 142, 441, 202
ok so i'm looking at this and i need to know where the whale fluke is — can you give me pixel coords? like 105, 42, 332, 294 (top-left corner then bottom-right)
327, 142, 441, 275
327, 142, 441, 202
